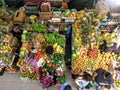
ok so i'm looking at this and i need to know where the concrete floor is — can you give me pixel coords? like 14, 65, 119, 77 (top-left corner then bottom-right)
0, 70, 89, 90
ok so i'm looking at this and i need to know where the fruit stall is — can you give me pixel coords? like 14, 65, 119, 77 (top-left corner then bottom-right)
70, 7, 120, 90
0, 0, 73, 88
0, 18, 20, 74
0, 0, 120, 89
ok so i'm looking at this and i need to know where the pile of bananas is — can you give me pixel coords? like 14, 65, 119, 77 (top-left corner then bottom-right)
35, 33, 45, 43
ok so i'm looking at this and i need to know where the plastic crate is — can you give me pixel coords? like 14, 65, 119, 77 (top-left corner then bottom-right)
24, 0, 44, 3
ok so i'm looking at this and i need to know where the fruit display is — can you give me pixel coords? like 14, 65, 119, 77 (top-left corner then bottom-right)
35, 33, 45, 44
44, 32, 66, 45
0, 5, 119, 88
98, 52, 116, 71
53, 43, 64, 53
100, 32, 117, 42
17, 58, 31, 67
114, 79, 120, 88
27, 68, 37, 80
16, 19, 67, 82
0, 43, 12, 53
113, 67, 120, 89
71, 9, 120, 77
3, 33, 13, 42
31, 22, 47, 33
19, 42, 30, 57
72, 9, 102, 49
87, 48, 98, 59
20, 68, 28, 78
0, 22, 19, 75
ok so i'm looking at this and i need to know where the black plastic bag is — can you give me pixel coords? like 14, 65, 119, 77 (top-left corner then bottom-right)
67, 0, 98, 11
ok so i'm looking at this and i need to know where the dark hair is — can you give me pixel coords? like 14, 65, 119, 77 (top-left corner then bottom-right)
105, 84, 111, 89
104, 71, 111, 79
83, 72, 92, 81
64, 85, 72, 90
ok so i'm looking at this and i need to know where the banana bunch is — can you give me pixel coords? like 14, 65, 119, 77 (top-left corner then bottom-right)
35, 33, 45, 43
0, 43, 12, 53
3, 34, 11, 42
114, 79, 120, 88
100, 32, 117, 41
67, 11, 77, 19
53, 43, 64, 53
27, 69, 36, 80
20, 42, 29, 53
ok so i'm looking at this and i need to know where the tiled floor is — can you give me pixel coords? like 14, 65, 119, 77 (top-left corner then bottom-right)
0, 70, 119, 90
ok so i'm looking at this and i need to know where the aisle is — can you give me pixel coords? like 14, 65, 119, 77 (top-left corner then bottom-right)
0, 71, 42, 90
0, 70, 76, 90
0, 70, 117, 90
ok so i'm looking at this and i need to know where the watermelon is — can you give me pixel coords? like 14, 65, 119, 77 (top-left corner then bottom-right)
63, 9, 70, 17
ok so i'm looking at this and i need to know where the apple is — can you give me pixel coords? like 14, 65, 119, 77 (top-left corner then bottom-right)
20, 50, 25, 57
23, 30, 28, 34
21, 34, 26, 40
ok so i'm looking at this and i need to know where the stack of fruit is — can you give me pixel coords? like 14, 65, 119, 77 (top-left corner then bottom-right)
20, 67, 37, 80
98, 52, 117, 71
0, 43, 12, 53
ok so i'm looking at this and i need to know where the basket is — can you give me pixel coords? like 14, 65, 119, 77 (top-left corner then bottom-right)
3, 33, 13, 43
40, 2, 51, 12
6, 66, 17, 73
39, 12, 53, 20
13, 9, 26, 23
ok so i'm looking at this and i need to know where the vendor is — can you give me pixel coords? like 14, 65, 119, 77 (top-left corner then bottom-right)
92, 68, 114, 90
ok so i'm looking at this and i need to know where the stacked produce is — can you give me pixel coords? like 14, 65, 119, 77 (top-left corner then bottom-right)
72, 45, 100, 71
31, 22, 47, 33
71, 9, 102, 72
0, 23, 19, 74
71, 9, 120, 78
0, 43, 12, 53
20, 67, 37, 80
15, 17, 67, 83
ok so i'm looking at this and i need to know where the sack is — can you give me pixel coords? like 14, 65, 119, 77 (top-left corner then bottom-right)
13, 10, 26, 23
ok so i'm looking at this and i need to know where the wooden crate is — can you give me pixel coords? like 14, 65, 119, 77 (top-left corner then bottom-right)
39, 12, 53, 20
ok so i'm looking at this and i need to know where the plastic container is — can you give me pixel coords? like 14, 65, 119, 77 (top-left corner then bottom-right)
24, 0, 44, 3
47, 0, 63, 8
